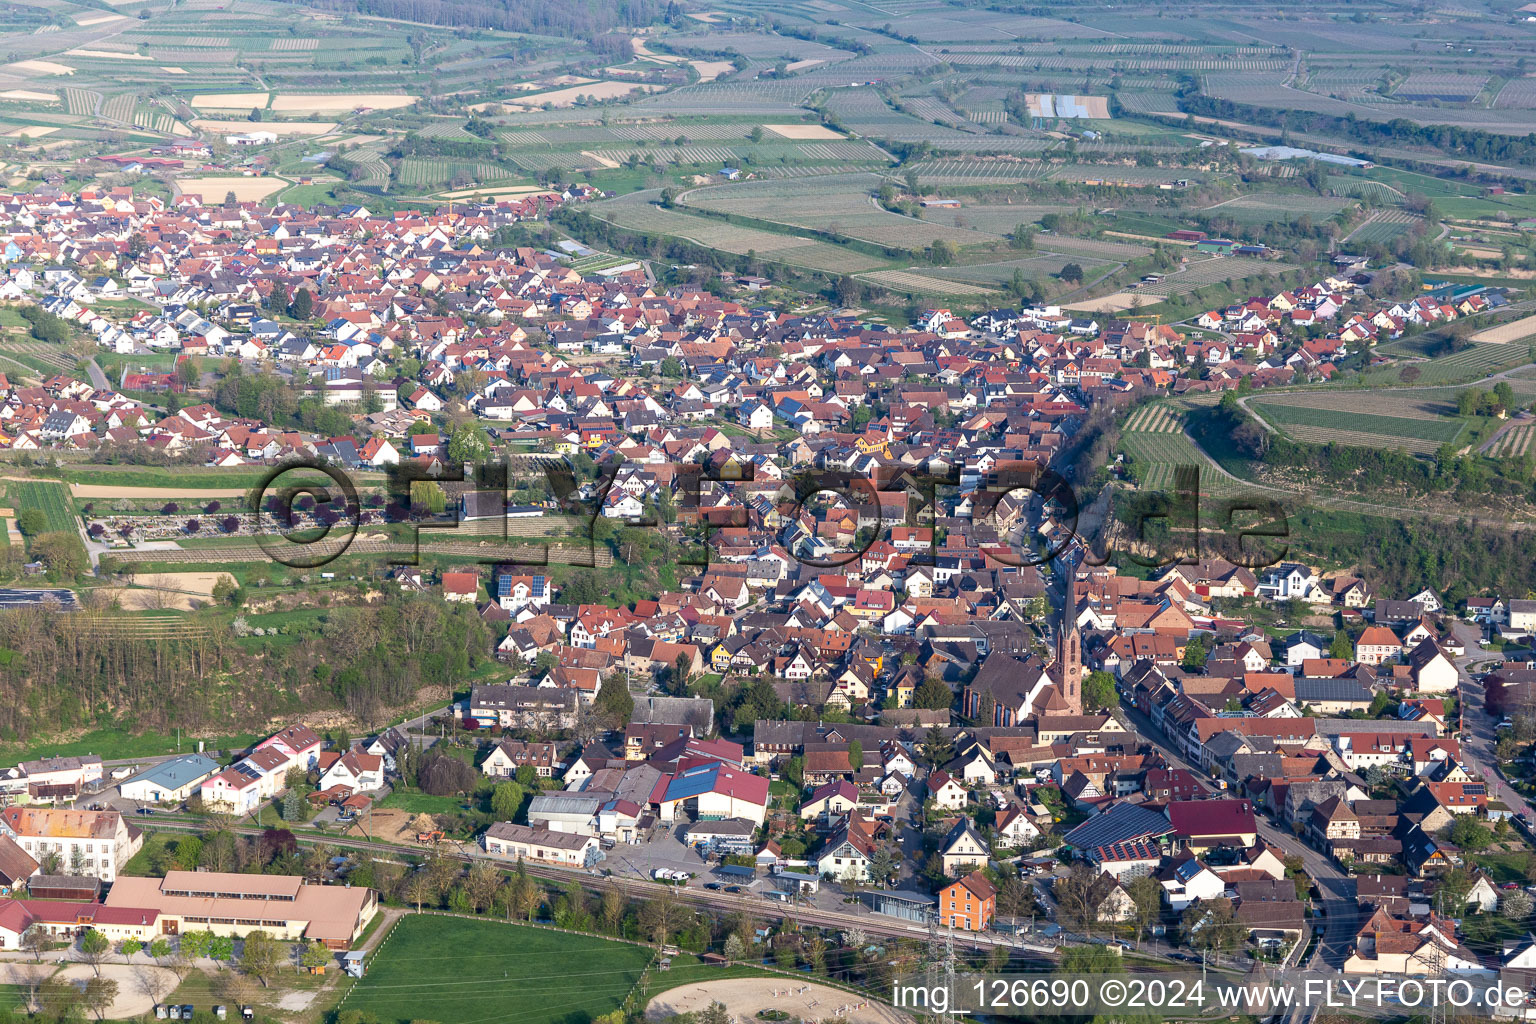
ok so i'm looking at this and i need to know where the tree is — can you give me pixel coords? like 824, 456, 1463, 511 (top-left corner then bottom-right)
209, 935, 235, 970
79, 928, 111, 976
448, 422, 491, 464
181, 930, 214, 962
868, 840, 900, 885
15, 509, 47, 536
466, 861, 500, 914
240, 930, 282, 987
1126, 875, 1162, 948
1082, 670, 1116, 712
600, 887, 625, 934
224, 190, 238, 206
1437, 867, 1475, 916
288, 288, 313, 320
1181, 636, 1209, 670
639, 893, 679, 944
593, 677, 634, 729
1502, 889, 1534, 921
491, 781, 524, 821
512, 872, 542, 922
848, 739, 864, 772
920, 726, 954, 769
1329, 630, 1355, 661
912, 675, 954, 710
1053, 865, 1101, 936
82, 977, 118, 1022
37, 978, 82, 1024
1448, 815, 1492, 852
300, 941, 333, 972
1059, 262, 1084, 284
22, 925, 49, 962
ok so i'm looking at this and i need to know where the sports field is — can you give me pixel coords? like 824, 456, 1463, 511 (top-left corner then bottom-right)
343, 915, 653, 1024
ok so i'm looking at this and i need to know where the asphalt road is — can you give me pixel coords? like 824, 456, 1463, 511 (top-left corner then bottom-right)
1449, 619, 1533, 819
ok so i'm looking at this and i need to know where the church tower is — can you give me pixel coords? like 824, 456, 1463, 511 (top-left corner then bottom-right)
1055, 604, 1083, 715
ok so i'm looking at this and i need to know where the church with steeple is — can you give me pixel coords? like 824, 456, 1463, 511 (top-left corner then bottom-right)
1050, 601, 1083, 716
961, 600, 1084, 725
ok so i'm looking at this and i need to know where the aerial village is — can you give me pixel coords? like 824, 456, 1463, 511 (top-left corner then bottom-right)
1, 181, 1535, 1012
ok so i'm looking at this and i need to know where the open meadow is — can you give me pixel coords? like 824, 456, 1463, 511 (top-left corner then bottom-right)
342, 915, 653, 1024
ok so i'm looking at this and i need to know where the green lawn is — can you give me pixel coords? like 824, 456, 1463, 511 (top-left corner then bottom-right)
0, 725, 261, 765
375, 791, 473, 815
343, 915, 654, 1024
1470, 849, 1533, 883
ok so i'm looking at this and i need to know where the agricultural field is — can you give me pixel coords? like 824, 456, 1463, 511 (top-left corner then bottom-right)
680, 175, 999, 250
1205, 192, 1350, 225
1119, 431, 1249, 497
856, 269, 1000, 296
1346, 209, 1422, 245
589, 191, 885, 273
1249, 399, 1465, 454
1486, 422, 1536, 457
1124, 404, 1186, 433
1393, 71, 1488, 103
7, 480, 78, 536
174, 176, 288, 202
1364, 342, 1533, 386
341, 916, 653, 1024
393, 159, 520, 187
1141, 255, 1297, 296
1472, 313, 1536, 346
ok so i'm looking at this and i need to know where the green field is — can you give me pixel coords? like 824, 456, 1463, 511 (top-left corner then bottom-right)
1361, 341, 1533, 386
0, 725, 262, 765
344, 915, 654, 1024
1252, 401, 1463, 453
9, 479, 79, 534
1120, 431, 1250, 496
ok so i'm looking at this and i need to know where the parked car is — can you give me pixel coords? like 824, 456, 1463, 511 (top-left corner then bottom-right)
703, 882, 722, 891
